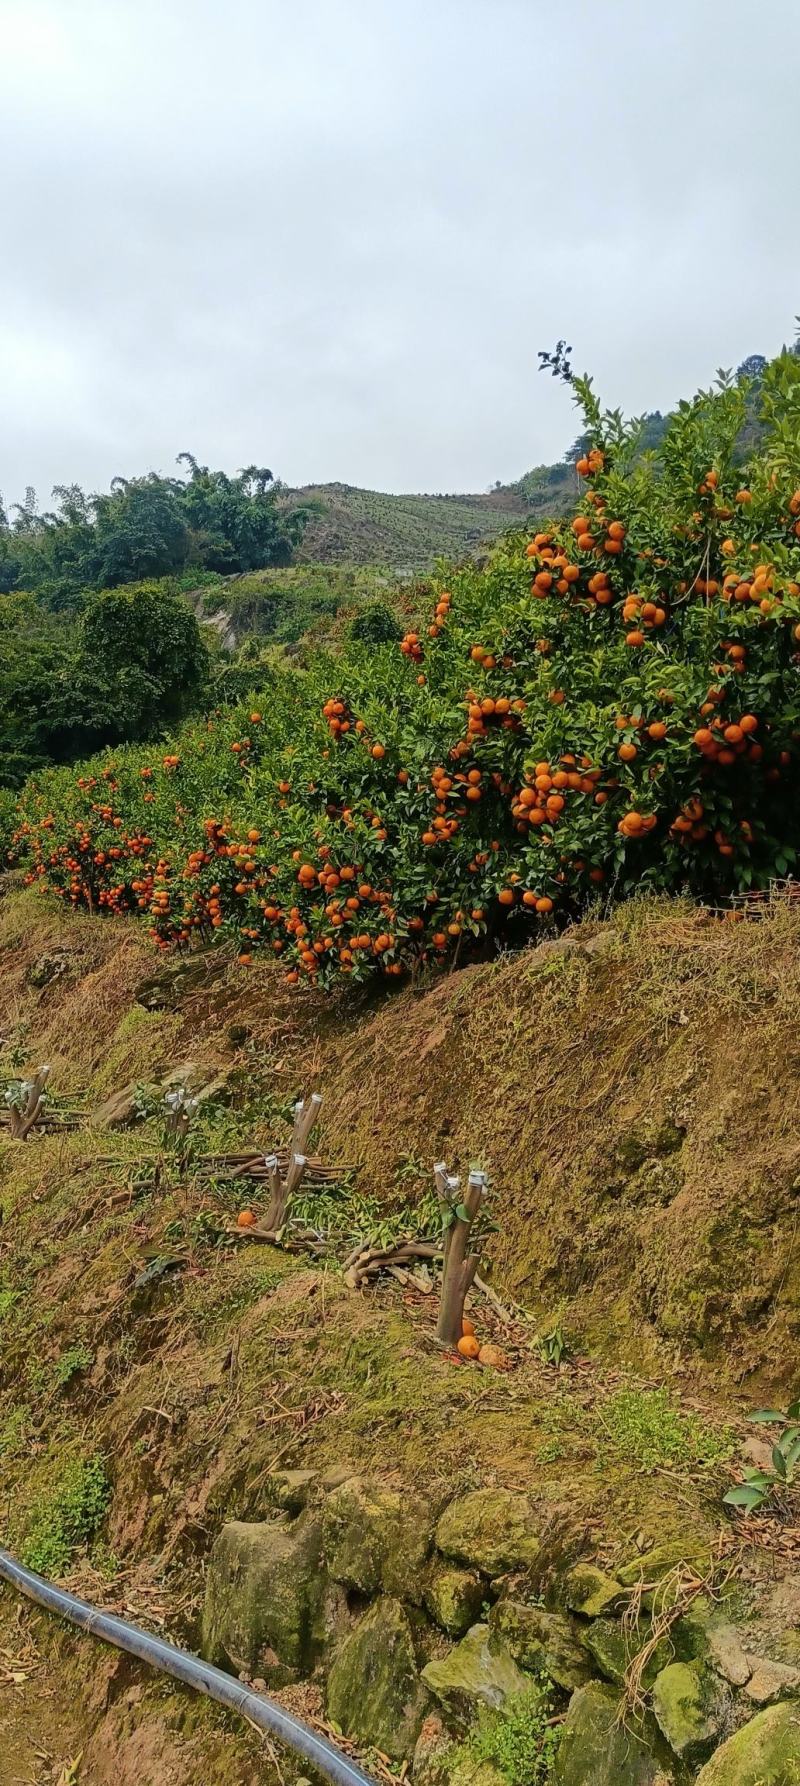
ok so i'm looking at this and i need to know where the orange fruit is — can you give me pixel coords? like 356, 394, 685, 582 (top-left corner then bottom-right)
462, 1316, 476, 1336
237, 1209, 257, 1229
457, 1335, 480, 1360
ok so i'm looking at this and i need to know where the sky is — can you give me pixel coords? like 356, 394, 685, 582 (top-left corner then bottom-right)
1, 0, 799, 511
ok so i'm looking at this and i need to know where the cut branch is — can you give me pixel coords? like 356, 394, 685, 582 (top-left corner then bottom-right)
6, 1066, 51, 1141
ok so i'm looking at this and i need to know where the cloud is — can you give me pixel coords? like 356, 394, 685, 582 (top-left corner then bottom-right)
1, 0, 799, 508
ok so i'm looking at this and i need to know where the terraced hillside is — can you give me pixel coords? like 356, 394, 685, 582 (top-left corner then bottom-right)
287, 480, 548, 566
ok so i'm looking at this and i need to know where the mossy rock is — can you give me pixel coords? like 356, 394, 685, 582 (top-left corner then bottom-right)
694, 1701, 800, 1783
326, 1597, 430, 1762
565, 1564, 624, 1619
581, 1617, 671, 1689
551, 1682, 673, 1786
488, 1600, 592, 1691
617, 1542, 712, 1596
201, 1513, 328, 1683
435, 1489, 541, 1578
421, 1623, 527, 1727
322, 1475, 433, 1600
424, 1565, 485, 1638
651, 1661, 725, 1765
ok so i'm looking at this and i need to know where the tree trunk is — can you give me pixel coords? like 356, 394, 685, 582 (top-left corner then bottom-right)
435, 1168, 486, 1347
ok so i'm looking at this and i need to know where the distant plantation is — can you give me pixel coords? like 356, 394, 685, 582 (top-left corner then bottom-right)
12, 347, 800, 984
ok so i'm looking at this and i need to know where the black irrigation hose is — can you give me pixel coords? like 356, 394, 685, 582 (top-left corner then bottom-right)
0, 1548, 377, 1786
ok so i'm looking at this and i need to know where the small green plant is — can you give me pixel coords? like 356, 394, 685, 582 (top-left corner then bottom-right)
724, 1397, 800, 1514
538, 1324, 569, 1367
53, 1344, 93, 1389
0, 1286, 20, 1321
452, 1682, 560, 1786
0, 1405, 30, 1458
21, 1456, 111, 1577
600, 1386, 734, 1472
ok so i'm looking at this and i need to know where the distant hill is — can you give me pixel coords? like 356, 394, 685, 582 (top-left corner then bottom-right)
284, 480, 539, 568
283, 415, 673, 569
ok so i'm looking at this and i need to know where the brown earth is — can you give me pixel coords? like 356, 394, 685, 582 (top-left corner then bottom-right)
2, 883, 800, 1780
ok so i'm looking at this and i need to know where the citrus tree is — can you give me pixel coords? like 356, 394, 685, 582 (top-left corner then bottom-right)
14, 348, 800, 987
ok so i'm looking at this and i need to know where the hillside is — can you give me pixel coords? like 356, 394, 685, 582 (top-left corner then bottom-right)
287, 480, 539, 566
2, 885, 800, 1781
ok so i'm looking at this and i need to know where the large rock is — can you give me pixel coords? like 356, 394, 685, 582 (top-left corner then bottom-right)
435, 1490, 541, 1577
326, 1597, 429, 1762
651, 1661, 724, 1765
421, 1623, 527, 1725
202, 1514, 328, 1683
552, 1682, 672, 1786
322, 1476, 434, 1601
695, 1701, 800, 1783
424, 1565, 485, 1638
488, 1601, 591, 1691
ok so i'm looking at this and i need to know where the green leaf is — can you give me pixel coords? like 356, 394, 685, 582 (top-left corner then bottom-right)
454, 1203, 471, 1223
724, 1485, 768, 1510
749, 1410, 786, 1424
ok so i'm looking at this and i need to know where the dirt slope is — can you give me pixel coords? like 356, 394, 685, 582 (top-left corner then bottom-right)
2, 883, 800, 1780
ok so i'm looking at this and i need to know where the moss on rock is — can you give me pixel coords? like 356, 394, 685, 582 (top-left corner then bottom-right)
694, 1701, 800, 1783
435, 1490, 541, 1578
201, 1513, 328, 1683
425, 1565, 485, 1638
488, 1601, 592, 1692
326, 1597, 430, 1761
322, 1474, 434, 1600
551, 1682, 672, 1786
421, 1624, 527, 1726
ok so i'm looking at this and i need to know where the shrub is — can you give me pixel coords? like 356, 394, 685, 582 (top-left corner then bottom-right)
347, 600, 403, 644
12, 346, 800, 988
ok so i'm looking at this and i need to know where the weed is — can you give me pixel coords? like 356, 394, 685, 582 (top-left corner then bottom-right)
599, 1386, 734, 1472
725, 1396, 800, 1513
53, 1344, 93, 1389
0, 1286, 20, 1321
21, 1456, 111, 1577
452, 1682, 561, 1786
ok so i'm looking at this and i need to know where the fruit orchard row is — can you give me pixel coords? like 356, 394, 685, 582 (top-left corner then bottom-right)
11, 350, 800, 987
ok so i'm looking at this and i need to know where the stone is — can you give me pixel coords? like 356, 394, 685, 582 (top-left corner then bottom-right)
565, 1564, 624, 1619
421, 1624, 527, 1725
705, 1622, 751, 1687
651, 1662, 724, 1765
28, 951, 70, 988
91, 1083, 139, 1128
326, 1597, 429, 1762
202, 1514, 328, 1684
264, 1470, 317, 1514
322, 1476, 433, 1601
412, 1713, 454, 1786
318, 1464, 358, 1492
435, 1489, 541, 1578
694, 1701, 800, 1783
488, 1601, 592, 1691
616, 1543, 711, 1611
743, 1656, 800, 1705
552, 1682, 672, 1786
581, 1617, 671, 1689
424, 1565, 485, 1638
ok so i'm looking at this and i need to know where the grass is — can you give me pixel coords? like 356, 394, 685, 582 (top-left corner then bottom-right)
597, 1387, 735, 1472
20, 1455, 111, 1577
452, 1682, 561, 1786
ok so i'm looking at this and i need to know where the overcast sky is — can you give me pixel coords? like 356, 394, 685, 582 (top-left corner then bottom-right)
1, 0, 799, 510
